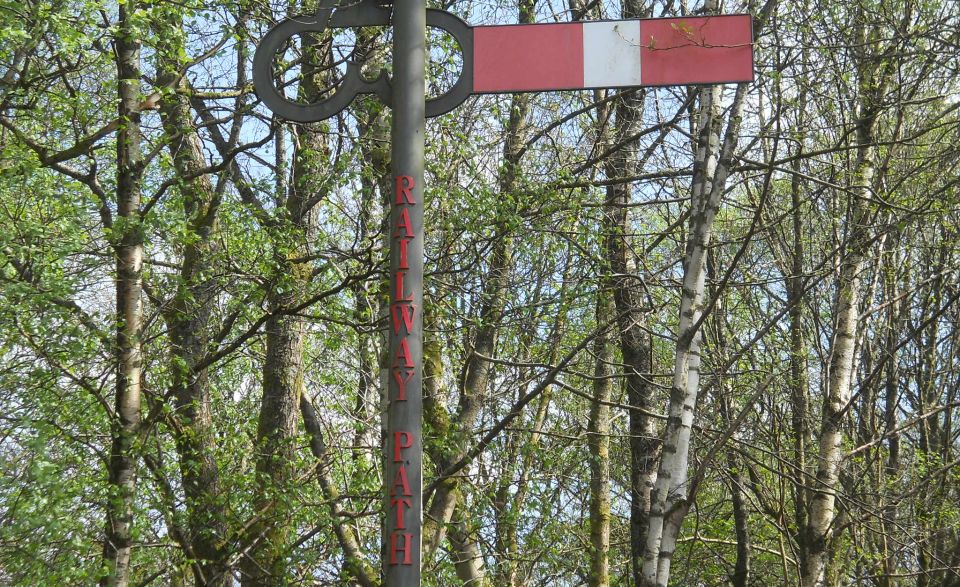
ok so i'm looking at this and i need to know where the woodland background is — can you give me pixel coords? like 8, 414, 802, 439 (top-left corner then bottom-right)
1, 0, 959, 585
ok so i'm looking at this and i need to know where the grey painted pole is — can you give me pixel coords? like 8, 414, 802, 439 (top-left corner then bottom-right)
385, 1, 425, 585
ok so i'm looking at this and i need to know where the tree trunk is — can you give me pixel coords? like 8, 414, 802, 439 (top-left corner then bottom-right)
101, 1, 144, 583
708, 251, 751, 587
800, 131, 873, 586
601, 89, 658, 587
642, 80, 749, 587
877, 232, 903, 587
153, 10, 229, 583
241, 299, 307, 586
449, 507, 487, 586
240, 29, 332, 586
801, 19, 886, 583
588, 290, 614, 587
422, 230, 512, 587
240, 143, 319, 584
301, 395, 379, 587
422, 312, 456, 562
421, 3, 533, 580
787, 137, 812, 576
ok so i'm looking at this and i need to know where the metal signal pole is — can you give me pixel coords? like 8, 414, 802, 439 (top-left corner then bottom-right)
253, 4, 752, 585
385, 1, 425, 584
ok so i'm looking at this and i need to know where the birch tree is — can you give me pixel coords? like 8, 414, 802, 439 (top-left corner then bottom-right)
1, 0, 959, 585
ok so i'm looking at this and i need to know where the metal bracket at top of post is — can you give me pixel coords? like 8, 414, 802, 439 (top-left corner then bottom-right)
252, 0, 474, 122
253, 1, 754, 123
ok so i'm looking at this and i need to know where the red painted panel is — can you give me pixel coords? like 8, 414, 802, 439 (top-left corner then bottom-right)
640, 15, 753, 86
473, 24, 584, 93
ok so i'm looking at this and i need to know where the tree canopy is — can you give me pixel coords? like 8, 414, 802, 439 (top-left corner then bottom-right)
1, 0, 959, 585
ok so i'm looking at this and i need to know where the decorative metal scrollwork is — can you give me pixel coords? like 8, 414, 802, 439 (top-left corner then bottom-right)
253, 0, 475, 122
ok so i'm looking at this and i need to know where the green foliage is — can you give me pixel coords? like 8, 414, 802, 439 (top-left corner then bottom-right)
1, 0, 959, 585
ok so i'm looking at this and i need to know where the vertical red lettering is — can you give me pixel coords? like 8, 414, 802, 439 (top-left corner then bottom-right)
391, 497, 412, 529
391, 303, 416, 335
393, 431, 414, 462
397, 237, 410, 270
391, 464, 412, 496
393, 369, 414, 401
394, 271, 414, 302
389, 532, 413, 565
393, 339, 414, 369
395, 175, 415, 205
395, 208, 414, 238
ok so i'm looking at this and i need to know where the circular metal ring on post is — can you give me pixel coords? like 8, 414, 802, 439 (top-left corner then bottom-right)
253, 1, 476, 122
424, 9, 474, 118
252, 2, 393, 123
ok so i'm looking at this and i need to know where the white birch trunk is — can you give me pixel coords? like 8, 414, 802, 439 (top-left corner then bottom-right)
640, 82, 721, 587
801, 12, 888, 579
642, 81, 749, 587
801, 134, 877, 587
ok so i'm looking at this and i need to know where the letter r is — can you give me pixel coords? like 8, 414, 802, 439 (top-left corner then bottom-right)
395, 175, 416, 205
